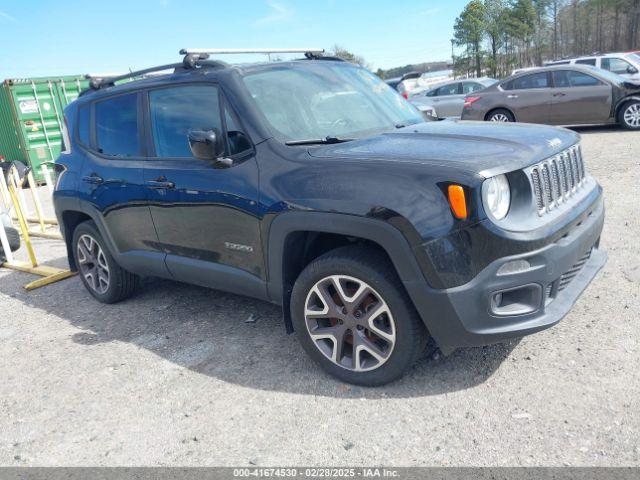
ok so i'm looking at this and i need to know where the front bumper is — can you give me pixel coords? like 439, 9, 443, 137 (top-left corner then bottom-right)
404, 196, 606, 350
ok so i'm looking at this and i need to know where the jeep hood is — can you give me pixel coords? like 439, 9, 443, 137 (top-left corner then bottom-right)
307, 121, 580, 178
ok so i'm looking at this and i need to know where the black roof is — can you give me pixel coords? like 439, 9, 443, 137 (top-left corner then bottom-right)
82, 52, 346, 96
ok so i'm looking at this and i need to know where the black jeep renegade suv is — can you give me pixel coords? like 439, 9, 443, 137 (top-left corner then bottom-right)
53, 52, 606, 385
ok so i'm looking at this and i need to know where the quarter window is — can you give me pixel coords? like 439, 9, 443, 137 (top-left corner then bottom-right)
77, 105, 91, 146
149, 85, 222, 158
224, 105, 252, 156
576, 58, 596, 66
95, 93, 140, 157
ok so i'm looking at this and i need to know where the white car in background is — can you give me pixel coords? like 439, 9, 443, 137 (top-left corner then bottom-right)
396, 70, 455, 98
545, 52, 640, 81
395, 72, 422, 98
409, 77, 497, 119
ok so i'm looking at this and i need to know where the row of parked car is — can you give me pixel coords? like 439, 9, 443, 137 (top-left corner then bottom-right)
395, 51, 640, 130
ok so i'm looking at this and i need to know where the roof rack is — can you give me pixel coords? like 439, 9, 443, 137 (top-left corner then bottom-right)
179, 48, 325, 56
86, 48, 329, 92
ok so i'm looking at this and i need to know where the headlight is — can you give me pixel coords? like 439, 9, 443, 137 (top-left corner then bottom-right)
482, 174, 511, 221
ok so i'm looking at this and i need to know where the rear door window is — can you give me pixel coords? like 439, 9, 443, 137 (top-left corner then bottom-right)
434, 83, 460, 96
95, 93, 140, 157
510, 72, 549, 90
462, 82, 483, 94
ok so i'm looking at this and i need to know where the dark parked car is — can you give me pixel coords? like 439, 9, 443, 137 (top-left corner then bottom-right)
53, 51, 606, 385
461, 65, 640, 129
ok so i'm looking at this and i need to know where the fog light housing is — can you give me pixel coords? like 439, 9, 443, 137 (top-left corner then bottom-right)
490, 284, 542, 316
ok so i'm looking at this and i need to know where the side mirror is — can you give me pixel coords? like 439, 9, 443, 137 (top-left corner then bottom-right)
188, 128, 224, 161
627, 65, 639, 75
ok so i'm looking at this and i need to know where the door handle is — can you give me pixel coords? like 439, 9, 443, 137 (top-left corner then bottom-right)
82, 174, 104, 185
507, 94, 518, 99
146, 177, 175, 189
553, 92, 566, 97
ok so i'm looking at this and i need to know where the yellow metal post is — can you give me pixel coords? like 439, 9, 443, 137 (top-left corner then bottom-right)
8, 182, 37, 267
0, 168, 75, 290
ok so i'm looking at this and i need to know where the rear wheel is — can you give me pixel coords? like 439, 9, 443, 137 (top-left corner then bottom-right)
72, 221, 139, 303
618, 100, 640, 130
487, 108, 515, 122
290, 245, 428, 386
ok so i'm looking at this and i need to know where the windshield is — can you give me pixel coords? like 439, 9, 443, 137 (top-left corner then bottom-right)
242, 64, 423, 142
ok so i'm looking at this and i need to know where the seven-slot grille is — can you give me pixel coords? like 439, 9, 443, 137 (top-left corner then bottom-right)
529, 144, 586, 215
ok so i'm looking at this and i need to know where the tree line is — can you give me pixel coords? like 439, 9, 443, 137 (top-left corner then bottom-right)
453, 0, 640, 78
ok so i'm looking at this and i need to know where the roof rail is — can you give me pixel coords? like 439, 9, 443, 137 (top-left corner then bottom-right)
86, 53, 227, 90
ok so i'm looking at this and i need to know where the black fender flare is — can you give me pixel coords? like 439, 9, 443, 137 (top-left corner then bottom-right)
265, 211, 431, 332
54, 196, 119, 270
54, 196, 164, 277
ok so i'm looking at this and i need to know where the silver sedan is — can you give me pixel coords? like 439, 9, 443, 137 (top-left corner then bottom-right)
410, 78, 497, 119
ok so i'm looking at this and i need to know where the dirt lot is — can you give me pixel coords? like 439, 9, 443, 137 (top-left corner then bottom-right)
0, 126, 638, 467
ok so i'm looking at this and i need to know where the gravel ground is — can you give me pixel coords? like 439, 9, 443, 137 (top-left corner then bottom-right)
0, 126, 638, 467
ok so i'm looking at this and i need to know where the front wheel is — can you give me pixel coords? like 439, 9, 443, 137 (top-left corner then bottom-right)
290, 246, 428, 386
487, 109, 515, 122
618, 100, 640, 130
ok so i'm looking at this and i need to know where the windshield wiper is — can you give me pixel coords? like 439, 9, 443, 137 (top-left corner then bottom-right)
285, 136, 355, 146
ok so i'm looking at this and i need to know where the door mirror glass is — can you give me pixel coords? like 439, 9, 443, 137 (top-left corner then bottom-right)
188, 128, 224, 160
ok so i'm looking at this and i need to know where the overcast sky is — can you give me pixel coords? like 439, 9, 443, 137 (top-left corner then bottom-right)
0, 0, 467, 78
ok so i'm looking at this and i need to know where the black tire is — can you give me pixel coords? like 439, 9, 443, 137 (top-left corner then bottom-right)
486, 108, 515, 122
290, 245, 428, 386
0, 226, 20, 262
72, 220, 139, 303
617, 100, 640, 130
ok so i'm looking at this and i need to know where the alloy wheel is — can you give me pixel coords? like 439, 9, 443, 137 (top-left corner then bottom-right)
77, 234, 110, 294
490, 113, 511, 122
623, 103, 640, 128
304, 275, 396, 372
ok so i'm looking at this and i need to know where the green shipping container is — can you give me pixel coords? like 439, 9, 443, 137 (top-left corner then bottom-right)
0, 75, 89, 182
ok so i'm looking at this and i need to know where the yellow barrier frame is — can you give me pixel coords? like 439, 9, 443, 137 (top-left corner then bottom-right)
0, 180, 75, 290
